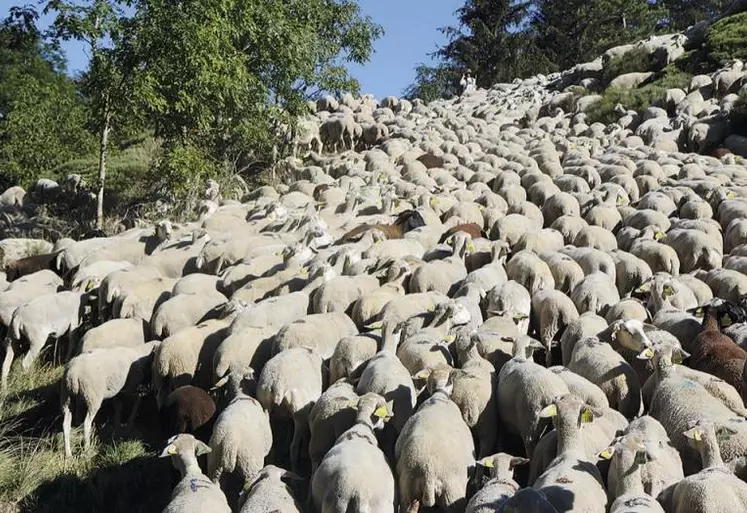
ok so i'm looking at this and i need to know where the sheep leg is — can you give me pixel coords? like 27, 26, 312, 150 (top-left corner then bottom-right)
62, 395, 73, 457
1, 337, 14, 392
83, 402, 100, 451
21, 336, 45, 373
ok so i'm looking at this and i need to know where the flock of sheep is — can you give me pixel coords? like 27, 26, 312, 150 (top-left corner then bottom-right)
3, 27, 747, 513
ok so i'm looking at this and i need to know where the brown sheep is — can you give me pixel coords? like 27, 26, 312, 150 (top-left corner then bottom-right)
337, 209, 426, 244
439, 223, 483, 243
711, 147, 733, 158
687, 301, 747, 394
161, 385, 217, 444
5, 252, 60, 282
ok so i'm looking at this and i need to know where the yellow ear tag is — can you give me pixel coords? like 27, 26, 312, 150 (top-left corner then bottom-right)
693, 429, 702, 442
672, 352, 683, 365
466, 242, 475, 252
416, 369, 431, 380
721, 314, 733, 327
654, 232, 665, 241
214, 376, 230, 388
727, 192, 736, 199
480, 458, 494, 468
299, 267, 309, 276
373, 406, 389, 419
663, 285, 674, 297
85, 281, 95, 292
539, 404, 557, 418
167, 445, 177, 455
347, 399, 359, 409
598, 447, 615, 460
579, 407, 594, 424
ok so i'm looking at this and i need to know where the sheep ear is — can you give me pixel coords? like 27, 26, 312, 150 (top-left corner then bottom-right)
414, 368, 432, 380
637, 347, 655, 360
635, 282, 651, 294
194, 440, 212, 456
720, 313, 733, 327
716, 427, 737, 442
373, 406, 390, 419
476, 457, 494, 468
366, 320, 383, 330
538, 404, 557, 418
579, 406, 594, 424
672, 348, 689, 365
683, 426, 703, 442
159, 444, 178, 458
528, 338, 545, 350
598, 445, 615, 460
509, 457, 530, 469
212, 375, 230, 390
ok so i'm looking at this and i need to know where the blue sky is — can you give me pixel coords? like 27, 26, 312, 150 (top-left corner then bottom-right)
0, 0, 463, 99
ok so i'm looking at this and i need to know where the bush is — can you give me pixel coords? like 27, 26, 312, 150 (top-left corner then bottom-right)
586, 86, 665, 125
602, 47, 657, 84
706, 12, 747, 66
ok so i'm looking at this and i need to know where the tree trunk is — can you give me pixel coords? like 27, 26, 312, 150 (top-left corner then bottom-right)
96, 108, 111, 230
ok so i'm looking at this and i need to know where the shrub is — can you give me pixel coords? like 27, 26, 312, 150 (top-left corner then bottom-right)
706, 12, 747, 66
586, 86, 664, 125
603, 47, 657, 84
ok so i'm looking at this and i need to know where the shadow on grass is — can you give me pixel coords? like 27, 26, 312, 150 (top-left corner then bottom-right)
23, 452, 174, 513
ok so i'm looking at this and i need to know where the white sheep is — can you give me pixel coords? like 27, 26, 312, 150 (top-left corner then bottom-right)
62, 342, 159, 456
159, 434, 231, 513
208, 367, 272, 493
395, 364, 475, 512
2, 291, 90, 389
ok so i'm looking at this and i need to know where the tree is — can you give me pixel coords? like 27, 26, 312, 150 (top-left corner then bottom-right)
661, 0, 730, 30
127, 0, 382, 191
44, 0, 139, 229
402, 0, 544, 101
0, 6, 95, 189
402, 63, 461, 102
529, 0, 666, 72
437, 0, 536, 88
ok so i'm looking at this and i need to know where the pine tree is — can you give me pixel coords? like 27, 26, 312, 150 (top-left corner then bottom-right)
530, 0, 665, 72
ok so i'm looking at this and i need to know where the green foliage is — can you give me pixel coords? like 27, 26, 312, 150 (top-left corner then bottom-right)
651, 64, 693, 90
661, 0, 731, 32
602, 47, 656, 84
586, 87, 661, 124
402, 63, 461, 102
530, 0, 666, 73
0, 7, 95, 189
128, 0, 382, 166
149, 140, 223, 201
435, 0, 539, 88
705, 12, 747, 66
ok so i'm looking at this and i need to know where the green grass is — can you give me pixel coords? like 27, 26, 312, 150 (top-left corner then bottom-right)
0, 363, 172, 513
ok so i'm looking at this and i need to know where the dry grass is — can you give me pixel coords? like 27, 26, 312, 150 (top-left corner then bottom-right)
0, 363, 173, 513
